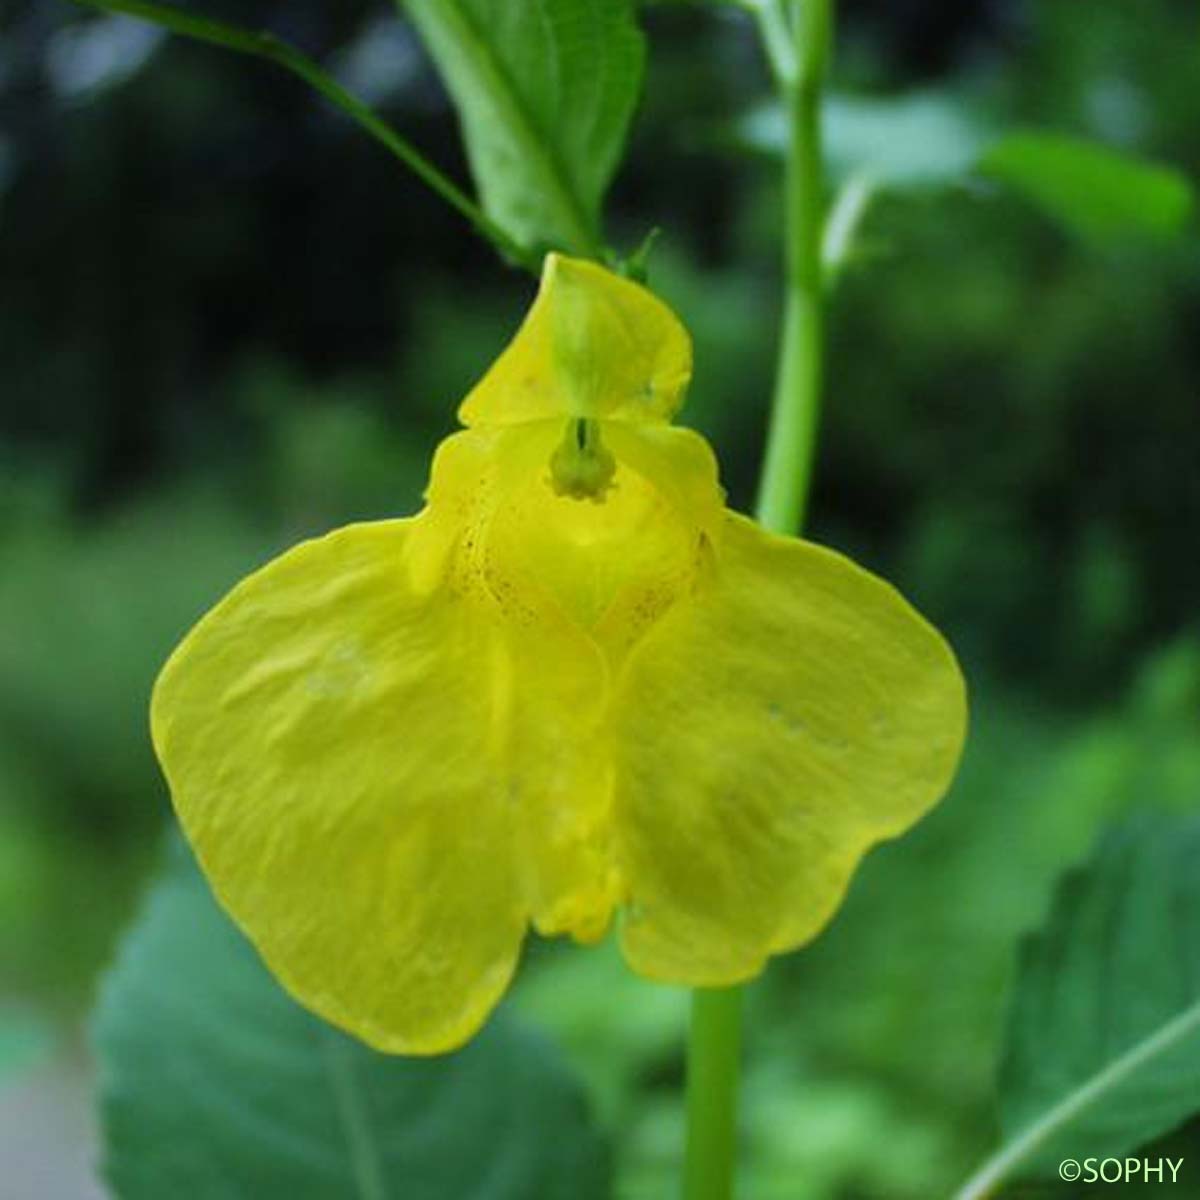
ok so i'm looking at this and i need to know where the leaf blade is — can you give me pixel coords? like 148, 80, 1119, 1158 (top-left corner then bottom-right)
738, 95, 1194, 246
401, 0, 645, 255
979, 131, 1194, 243
737, 91, 987, 188
93, 840, 610, 1200
964, 814, 1200, 1195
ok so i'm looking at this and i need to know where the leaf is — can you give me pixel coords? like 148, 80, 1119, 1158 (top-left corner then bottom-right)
979, 131, 1194, 243
738, 95, 1194, 245
93, 840, 610, 1200
401, 0, 646, 256
991, 813, 1200, 1182
825, 92, 986, 188
738, 91, 986, 189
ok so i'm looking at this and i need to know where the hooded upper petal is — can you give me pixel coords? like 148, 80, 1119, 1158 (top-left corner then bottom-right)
458, 254, 693, 427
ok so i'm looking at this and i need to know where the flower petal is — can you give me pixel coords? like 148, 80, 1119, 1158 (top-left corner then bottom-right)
423, 422, 723, 663
613, 512, 968, 984
152, 519, 531, 1054
458, 254, 693, 427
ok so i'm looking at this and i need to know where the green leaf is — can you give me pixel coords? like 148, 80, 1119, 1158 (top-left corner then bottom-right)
400, 0, 645, 256
94, 841, 610, 1200
825, 92, 986, 188
738, 91, 986, 188
739, 96, 1194, 247
979, 131, 1194, 243
964, 814, 1200, 1194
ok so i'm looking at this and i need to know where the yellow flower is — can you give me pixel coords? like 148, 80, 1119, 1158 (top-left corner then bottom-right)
152, 254, 966, 1055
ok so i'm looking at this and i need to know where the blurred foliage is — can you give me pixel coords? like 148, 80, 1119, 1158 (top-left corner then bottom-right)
0, 1003, 55, 1083
2, 0, 1199, 1195
978, 131, 1193, 242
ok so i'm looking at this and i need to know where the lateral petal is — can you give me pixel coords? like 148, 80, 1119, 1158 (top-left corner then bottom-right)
151, 519, 529, 1054
614, 512, 967, 984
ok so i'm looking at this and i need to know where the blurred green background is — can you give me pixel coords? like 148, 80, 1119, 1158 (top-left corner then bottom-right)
2, 0, 1198, 1196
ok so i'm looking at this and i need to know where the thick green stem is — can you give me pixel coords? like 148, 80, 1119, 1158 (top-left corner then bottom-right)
756, 286, 822, 533
681, 4, 832, 1200
754, 0, 832, 535
682, 988, 745, 1200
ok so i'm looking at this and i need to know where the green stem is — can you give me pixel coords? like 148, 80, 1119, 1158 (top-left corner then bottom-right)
754, 0, 832, 535
682, 988, 745, 1200
681, 5, 832, 1200
68, 0, 540, 273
